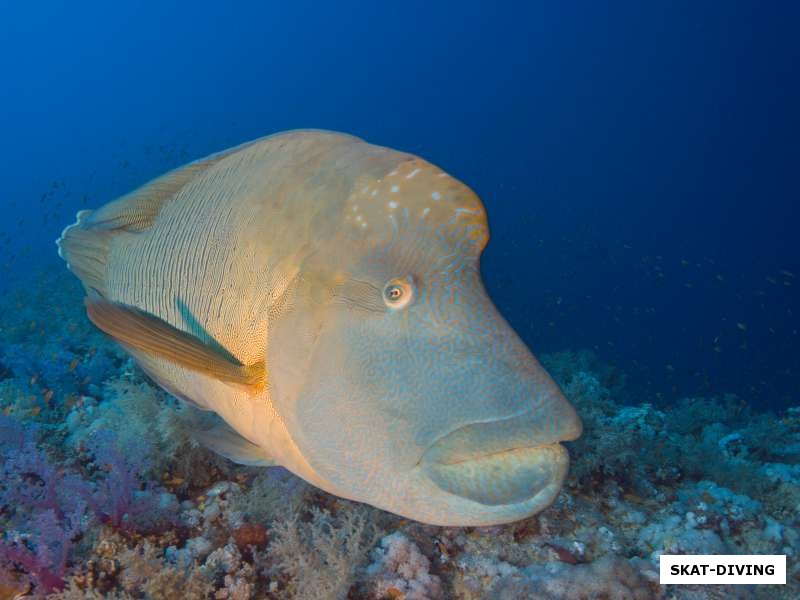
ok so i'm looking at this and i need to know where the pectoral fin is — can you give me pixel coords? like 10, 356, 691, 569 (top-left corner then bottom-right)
85, 298, 266, 393
196, 422, 276, 467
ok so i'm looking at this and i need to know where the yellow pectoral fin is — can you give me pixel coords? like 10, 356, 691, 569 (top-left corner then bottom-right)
84, 298, 266, 393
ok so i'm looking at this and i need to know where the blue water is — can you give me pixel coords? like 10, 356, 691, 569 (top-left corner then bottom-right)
2, 0, 798, 410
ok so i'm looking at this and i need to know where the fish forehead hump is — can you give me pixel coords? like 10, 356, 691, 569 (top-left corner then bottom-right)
225, 130, 489, 258
341, 156, 489, 255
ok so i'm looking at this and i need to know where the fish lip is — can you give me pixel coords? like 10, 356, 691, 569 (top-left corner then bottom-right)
419, 409, 573, 468
426, 443, 544, 466
421, 442, 570, 508
416, 409, 533, 466
419, 437, 563, 470
416, 408, 575, 508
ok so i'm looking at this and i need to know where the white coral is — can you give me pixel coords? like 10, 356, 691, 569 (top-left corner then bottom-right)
366, 532, 442, 600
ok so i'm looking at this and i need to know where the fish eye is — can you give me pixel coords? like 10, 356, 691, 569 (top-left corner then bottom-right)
383, 278, 414, 309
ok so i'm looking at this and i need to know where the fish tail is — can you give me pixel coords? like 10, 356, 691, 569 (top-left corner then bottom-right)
56, 209, 112, 295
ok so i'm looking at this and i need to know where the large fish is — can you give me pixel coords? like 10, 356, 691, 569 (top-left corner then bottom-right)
57, 130, 581, 526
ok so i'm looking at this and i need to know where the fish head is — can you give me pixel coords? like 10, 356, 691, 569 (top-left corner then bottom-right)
267, 156, 581, 525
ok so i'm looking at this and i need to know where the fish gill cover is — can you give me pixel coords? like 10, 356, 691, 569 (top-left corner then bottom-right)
0, 1, 798, 598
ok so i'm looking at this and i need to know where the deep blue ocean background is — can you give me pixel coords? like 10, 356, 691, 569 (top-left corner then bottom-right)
2, 1, 798, 411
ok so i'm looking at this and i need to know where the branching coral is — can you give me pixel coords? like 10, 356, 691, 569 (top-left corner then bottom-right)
0, 414, 179, 593
115, 541, 214, 600
269, 505, 383, 600
0, 416, 88, 592
82, 430, 178, 533
228, 470, 310, 526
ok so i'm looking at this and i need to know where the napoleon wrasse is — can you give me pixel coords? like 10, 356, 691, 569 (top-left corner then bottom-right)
57, 130, 581, 526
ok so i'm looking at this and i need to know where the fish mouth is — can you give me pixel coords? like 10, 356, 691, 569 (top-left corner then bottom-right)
424, 443, 569, 506
420, 410, 577, 507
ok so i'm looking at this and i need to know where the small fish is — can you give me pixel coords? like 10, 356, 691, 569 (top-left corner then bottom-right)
57, 130, 581, 526
545, 542, 581, 565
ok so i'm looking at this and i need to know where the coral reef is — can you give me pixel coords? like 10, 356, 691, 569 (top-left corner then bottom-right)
1, 270, 797, 598
366, 532, 442, 600
269, 506, 383, 599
